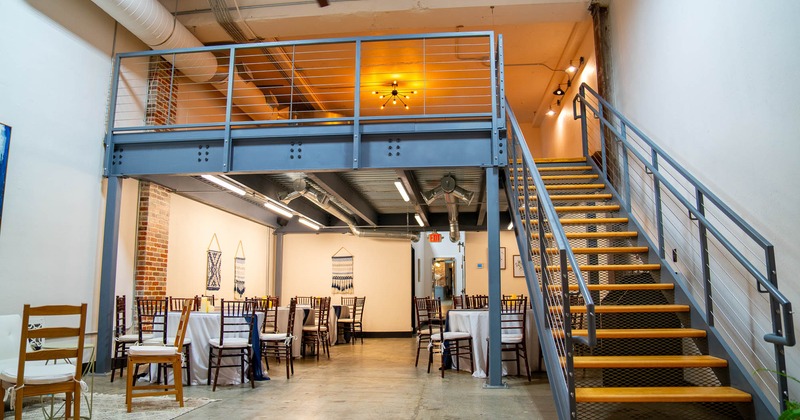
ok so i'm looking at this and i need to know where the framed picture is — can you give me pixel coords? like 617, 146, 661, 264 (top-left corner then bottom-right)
513, 255, 524, 278
500, 247, 506, 270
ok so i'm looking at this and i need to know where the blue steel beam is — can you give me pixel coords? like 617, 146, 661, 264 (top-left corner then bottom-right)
485, 167, 504, 388
108, 129, 494, 176
96, 176, 122, 373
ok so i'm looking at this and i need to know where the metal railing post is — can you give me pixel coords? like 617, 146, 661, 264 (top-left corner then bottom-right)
652, 150, 665, 259
222, 46, 236, 173
620, 124, 631, 212
598, 104, 607, 179
578, 85, 588, 158
104, 54, 122, 177
697, 191, 713, 325
560, 250, 577, 420
352, 40, 362, 169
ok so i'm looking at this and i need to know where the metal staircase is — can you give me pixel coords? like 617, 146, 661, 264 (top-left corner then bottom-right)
504, 87, 794, 419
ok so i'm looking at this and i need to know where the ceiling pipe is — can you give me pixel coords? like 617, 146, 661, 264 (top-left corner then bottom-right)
423, 175, 474, 243
282, 179, 419, 241
92, 0, 281, 121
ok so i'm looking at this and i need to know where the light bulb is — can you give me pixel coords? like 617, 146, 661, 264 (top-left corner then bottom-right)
546, 108, 555, 116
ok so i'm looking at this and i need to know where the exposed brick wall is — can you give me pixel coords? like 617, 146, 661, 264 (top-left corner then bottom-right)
145, 56, 177, 127
134, 181, 170, 300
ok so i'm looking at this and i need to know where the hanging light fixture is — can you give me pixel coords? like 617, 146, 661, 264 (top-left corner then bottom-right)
372, 80, 416, 110
394, 178, 411, 202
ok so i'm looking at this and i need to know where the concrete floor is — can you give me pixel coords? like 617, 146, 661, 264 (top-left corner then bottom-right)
94, 337, 557, 419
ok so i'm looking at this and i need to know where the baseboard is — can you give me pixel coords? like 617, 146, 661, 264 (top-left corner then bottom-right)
361, 331, 413, 338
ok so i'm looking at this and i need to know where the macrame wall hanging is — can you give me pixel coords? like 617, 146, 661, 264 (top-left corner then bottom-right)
331, 247, 354, 294
234, 240, 246, 299
206, 233, 222, 291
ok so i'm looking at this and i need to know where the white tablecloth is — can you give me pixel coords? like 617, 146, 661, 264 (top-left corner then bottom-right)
159, 311, 265, 386
447, 309, 539, 378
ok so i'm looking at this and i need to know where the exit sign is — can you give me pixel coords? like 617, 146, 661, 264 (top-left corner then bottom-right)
428, 232, 442, 242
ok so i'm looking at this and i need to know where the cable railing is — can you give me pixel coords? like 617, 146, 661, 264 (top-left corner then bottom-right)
108, 32, 497, 133
573, 82, 795, 412
505, 101, 595, 420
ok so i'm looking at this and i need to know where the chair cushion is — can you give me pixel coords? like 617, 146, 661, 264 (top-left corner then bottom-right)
142, 336, 191, 346
302, 326, 328, 332
115, 334, 140, 343
128, 345, 180, 356
338, 318, 354, 323
431, 332, 471, 341
209, 337, 249, 348
260, 333, 289, 341
501, 334, 523, 344
0, 363, 75, 385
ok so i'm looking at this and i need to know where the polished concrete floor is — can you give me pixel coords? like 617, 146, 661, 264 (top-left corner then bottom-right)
93, 337, 557, 419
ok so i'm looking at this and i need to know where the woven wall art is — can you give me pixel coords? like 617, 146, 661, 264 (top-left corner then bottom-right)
234, 240, 246, 298
331, 247, 354, 294
206, 233, 222, 291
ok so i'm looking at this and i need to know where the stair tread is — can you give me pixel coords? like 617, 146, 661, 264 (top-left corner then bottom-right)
537, 263, 662, 272
551, 283, 673, 291
575, 386, 752, 403
569, 328, 707, 339
527, 217, 628, 225
521, 205, 621, 213
520, 184, 605, 191
562, 304, 689, 313
530, 174, 600, 181
533, 157, 587, 164
535, 165, 593, 172
534, 246, 649, 254
531, 231, 639, 239
520, 194, 613, 201
570, 355, 728, 369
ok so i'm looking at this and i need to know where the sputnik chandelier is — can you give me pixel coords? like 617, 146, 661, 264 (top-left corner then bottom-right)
372, 80, 417, 110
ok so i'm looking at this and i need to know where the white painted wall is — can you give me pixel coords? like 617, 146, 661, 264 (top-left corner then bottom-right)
113, 178, 140, 327
166, 194, 271, 301
464, 231, 528, 297
606, 0, 800, 407
281, 234, 412, 332
539, 29, 598, 158
0, 0, 144, 337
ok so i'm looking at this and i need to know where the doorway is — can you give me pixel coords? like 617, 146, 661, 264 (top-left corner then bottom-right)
432, 257, 456, 301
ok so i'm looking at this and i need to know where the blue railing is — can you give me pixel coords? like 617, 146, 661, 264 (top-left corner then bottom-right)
573, 82, 795, 412
506, 101, 595, 420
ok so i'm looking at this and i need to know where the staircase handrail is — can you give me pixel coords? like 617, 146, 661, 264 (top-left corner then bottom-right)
572, 83, 794, 348
505, 100, 596, 419
573, 82, 794, 412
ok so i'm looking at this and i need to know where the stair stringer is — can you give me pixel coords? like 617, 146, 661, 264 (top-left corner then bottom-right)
584, 158, 778, 419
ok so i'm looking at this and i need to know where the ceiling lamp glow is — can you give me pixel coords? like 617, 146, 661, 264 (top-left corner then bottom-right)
394, 179, 411, 202
201, 174, 246, 196
298, 217, 321, 230
264, 200, 293, 219
372, 80, 416, 110
415, 214, 425, 227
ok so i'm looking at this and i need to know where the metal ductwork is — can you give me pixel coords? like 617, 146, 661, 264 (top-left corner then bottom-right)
282, 179, 419, 241
92, 0, 281, 121
423, 175, 474, 243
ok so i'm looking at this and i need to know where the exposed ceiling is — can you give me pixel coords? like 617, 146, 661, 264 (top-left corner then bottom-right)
138, 0, 592, 235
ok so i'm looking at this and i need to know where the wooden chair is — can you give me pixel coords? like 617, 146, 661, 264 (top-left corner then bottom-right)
471, 294, 489, 308
169, 296, 199, 311
452, 294, 470, 309
295, 296, 313, 306
125, 304, 191, 412
337, 296, 365, 344
111, 295, 138, 383
0, 303, 87, 420
136, 297, 192, 386
487, 297, 530, 381
413, 296, 431, 367
426, 297, 474, 377
260, 298, 297, 379
207, 299, 255, 391
302, 296, 331, 359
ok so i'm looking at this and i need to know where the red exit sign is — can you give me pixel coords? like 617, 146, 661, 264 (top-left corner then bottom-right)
428, 232, 442, 243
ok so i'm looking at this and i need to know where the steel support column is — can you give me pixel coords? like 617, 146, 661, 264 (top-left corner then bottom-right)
96, 176, 122, 373
485, 167, 505, 388
274, 232, 285, 296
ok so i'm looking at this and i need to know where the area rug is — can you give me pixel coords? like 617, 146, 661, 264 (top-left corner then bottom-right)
12, 392, 216, 419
